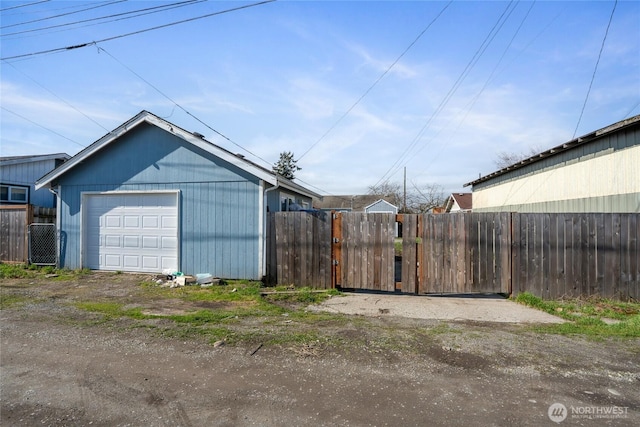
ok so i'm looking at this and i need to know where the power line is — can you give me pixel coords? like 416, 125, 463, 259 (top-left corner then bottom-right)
0, 1, 49, 13
571, 0, 618, 139
411, 0, 536, 179
297, 0, 453, 161
1, 0, 125, 30
96, 46, 273, 168
1, 0, 205, 38
0, 0, 276, 61
1, 106, 87, 148
2, 60, 112, 133
373, 1, 516, 189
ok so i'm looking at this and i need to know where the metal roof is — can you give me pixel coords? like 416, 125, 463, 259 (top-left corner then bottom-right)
0, 153, 70, 166
463, 114, 640, 188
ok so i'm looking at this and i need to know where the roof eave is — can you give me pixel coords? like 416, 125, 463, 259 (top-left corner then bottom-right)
464, 114, 640, 188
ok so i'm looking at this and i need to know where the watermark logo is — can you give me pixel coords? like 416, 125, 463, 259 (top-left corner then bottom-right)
548, 403, 567, 423
548, 403, 629, 423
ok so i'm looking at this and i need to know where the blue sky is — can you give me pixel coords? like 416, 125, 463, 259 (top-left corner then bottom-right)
1, 0, 639, 196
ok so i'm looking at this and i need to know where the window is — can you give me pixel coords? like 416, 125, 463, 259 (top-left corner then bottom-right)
0, 184, 29, 203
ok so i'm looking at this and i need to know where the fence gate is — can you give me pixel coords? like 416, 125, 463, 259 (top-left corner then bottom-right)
336, 212, 396, 291
29, 223, 57, 265
402, 213, 511, 294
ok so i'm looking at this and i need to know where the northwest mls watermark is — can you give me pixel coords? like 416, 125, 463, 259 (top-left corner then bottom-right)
548, 403, 630, 423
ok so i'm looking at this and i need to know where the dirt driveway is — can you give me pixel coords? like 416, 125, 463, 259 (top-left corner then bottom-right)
309, 292, 565, 323
1, 273, 639, 426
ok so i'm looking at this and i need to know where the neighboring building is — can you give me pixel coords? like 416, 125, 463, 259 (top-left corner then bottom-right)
35, 111, 320, 279
464, 115, 640, 212
314, 195, 398, 213
0, 153, 70, 208
443, 193, 472, 213
364, 198, 398, 215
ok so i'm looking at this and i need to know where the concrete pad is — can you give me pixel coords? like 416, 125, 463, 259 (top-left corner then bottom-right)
309, 293, 565, 324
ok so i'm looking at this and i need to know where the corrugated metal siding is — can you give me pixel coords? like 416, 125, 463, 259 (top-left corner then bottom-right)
0, 159, 59, 207
472, 193, 640, 213
473, 128, 640, 212
55, 123, 262, 279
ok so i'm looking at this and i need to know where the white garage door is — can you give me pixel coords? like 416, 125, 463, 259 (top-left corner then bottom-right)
84, 192, 178, 273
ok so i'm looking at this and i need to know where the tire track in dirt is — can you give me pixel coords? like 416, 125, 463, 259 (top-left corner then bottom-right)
82, 370, 193, 426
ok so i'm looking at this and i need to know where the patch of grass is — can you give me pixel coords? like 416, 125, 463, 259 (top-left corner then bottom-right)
0, 263, 36, 279
0, 263, 91, 280
515, 292, 640, 338
0, 293, 30, 309
74, 301, 147, 319
394, 238, 402, 256
262, 287, 340, 305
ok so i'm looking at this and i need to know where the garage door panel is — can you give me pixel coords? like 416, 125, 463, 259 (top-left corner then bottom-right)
142, 236, 158, 248
105, 235, 121, 247
104, 254, 122, 268
124, 216, 140, 228
123, 235, 140, 248
105, 215, 121, 228
84, 193, 178, 273
161, 236, 177, 249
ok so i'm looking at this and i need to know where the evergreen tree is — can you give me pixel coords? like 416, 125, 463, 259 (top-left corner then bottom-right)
273, 151, 301, 180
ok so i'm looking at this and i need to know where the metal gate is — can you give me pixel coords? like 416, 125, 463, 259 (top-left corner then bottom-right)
29, 223, 57, 265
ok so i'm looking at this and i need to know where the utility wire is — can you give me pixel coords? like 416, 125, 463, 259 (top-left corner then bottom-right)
1, 106, 87, 148
412, 0, 534, 173
0, 1, 49, 13
96, 46, 273, 168
2, 60, 112, 133
297, 0, 453, 161
1, 0, 276, 61
571, 0, 618, 139
1, 0, 125, 30
373, 1, 516, 189
2, 0, 205, 37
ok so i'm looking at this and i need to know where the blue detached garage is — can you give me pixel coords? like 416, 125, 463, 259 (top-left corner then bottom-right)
35, 111, 320, 280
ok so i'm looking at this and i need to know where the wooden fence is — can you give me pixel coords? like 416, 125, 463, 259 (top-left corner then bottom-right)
512, 213, 639, 300
266, 211, 332, 289
0, 205, 57, 263
0, 204, 33, 263
267, 211, 639, 301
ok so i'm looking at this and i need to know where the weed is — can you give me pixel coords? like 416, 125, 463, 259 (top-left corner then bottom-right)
515, 292, 640, 338
0, 263, 35, 279
0, 293, 29, 309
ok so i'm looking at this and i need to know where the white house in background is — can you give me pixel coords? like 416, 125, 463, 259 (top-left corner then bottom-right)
464, 115, 640, 213
443, 193, 472, 213
0, 153, 70, 208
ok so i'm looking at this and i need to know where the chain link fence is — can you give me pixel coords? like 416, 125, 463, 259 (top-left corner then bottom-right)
29, 223, 57, 266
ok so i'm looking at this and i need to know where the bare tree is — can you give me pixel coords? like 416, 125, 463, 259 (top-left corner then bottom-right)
368, 182, 404, 209
368, 181, 445, 213
494, 146, 541, 169
408, 182, 446, 213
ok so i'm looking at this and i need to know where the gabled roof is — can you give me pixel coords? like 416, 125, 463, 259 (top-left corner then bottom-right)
35, 111, 321, 199
364, 198, 398, 211
314, 194, 397, 211
445, 193, 472, 212
1, 153, 70, 166
464, 114, 640, 188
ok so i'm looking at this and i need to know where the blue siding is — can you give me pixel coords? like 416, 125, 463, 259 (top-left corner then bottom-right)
1, 159, 61, 207
55, 123, 262, 279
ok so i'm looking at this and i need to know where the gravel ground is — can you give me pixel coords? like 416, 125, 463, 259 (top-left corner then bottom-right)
1, 273, 639, 426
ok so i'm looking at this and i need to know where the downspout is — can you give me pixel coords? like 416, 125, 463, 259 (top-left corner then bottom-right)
48, 186, 61, 268
261, 181, 280, 280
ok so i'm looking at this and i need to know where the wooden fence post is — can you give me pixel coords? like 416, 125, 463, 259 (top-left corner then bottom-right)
331, 211, 342, 289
